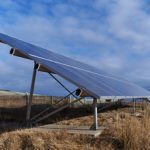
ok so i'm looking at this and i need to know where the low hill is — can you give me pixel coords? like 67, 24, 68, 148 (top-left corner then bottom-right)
0, 89, 26, 96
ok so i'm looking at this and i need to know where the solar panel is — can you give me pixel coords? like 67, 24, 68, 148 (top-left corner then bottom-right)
0, 32, 150, 99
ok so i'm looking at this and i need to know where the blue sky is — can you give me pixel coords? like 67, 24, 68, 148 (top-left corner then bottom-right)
1, 0, 150, 96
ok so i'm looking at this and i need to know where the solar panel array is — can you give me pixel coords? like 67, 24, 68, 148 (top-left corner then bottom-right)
0, 32, 150, 99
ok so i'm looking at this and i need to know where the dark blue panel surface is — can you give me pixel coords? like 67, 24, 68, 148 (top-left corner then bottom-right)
0, 32, 150, 98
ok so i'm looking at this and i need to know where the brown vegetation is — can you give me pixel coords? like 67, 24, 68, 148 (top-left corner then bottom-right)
0, 98, 149, 149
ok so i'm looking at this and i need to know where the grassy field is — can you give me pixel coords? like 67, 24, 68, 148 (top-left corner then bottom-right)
0, 98, 149, 149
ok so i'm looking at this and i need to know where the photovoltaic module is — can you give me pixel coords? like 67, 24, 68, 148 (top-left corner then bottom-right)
0, 32, 150, 99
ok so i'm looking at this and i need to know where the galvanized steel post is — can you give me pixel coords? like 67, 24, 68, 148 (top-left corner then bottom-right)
90, 97, 98, 130
94, 97, 98, 130
70, 95, 71, 108
50, 95, 52, 106
26, 63, 39, 126
26, 92, 29, 106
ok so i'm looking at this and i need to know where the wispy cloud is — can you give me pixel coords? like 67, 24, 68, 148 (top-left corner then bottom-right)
0, 0, 150, 95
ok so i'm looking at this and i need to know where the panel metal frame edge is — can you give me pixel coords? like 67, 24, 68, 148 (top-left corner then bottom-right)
100, 96, 150, 100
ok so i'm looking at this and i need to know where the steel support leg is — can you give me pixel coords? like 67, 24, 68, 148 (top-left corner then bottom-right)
25, 63, 38, 126
90, 97, 98, 130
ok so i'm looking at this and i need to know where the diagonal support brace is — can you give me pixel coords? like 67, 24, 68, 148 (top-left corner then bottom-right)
32, 97, 85, 125
49, 73, 92, 112
30, 90, 76, 121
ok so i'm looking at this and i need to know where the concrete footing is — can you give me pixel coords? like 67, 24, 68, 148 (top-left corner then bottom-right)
30, 124, 108, 137
98, 112, 141, 116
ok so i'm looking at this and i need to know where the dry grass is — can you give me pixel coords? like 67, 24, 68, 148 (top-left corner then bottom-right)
0, 99, 150, 149
111, 113, 150, 149
0, 111, 150, 149
0, 129, 114, 150
0, 109, 150, 149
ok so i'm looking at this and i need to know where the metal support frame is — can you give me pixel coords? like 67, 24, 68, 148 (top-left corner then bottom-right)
25, 63, 38, 126
143, 98, 149, 109
29, 72, 92, 125
145, 98, 150, 108
26, 92, 29, 107
32, 97, 85, 125
120, 99, 134, 108
98, 99, 123, 112
120, 98, 139, 109
30, 90, 76, 121
90, 97, 98, 130
49, 73, 92, 112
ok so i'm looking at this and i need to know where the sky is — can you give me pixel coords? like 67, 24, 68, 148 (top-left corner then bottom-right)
0, 0, 150, 96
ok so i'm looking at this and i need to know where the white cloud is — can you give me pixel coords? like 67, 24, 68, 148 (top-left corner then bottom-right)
1, 0, 150, 94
